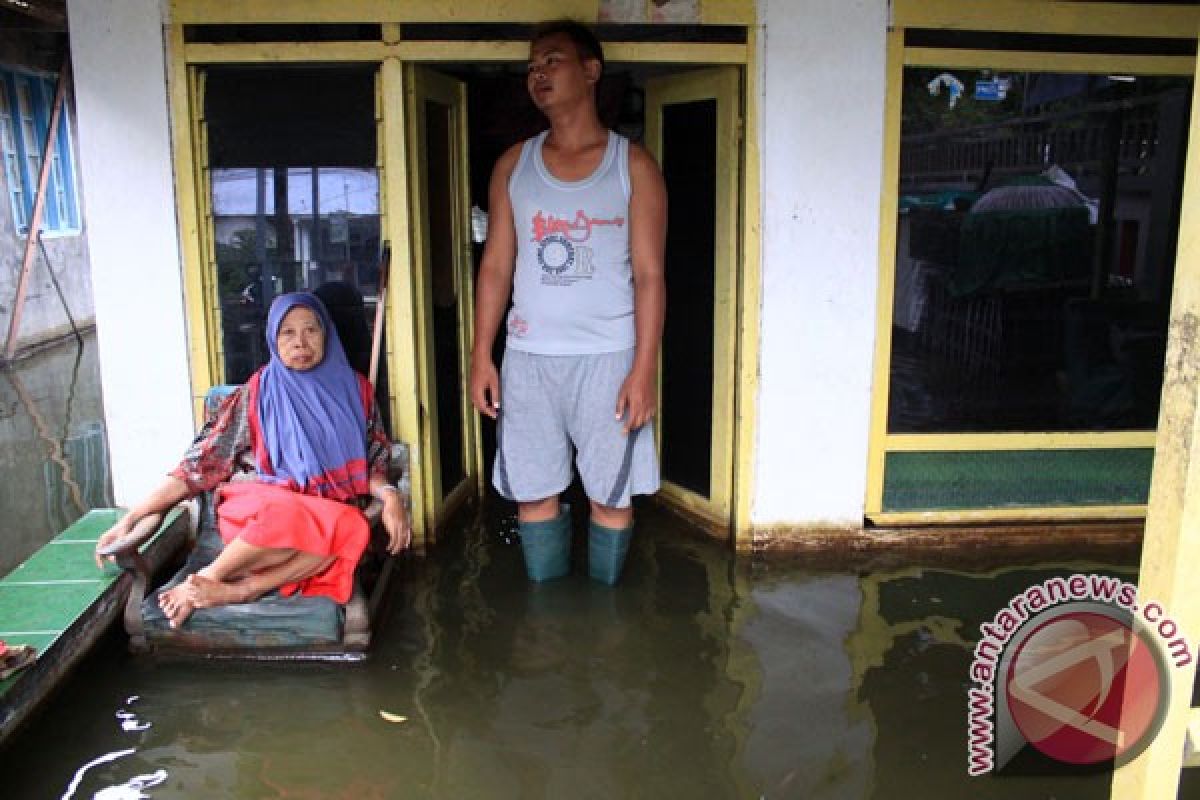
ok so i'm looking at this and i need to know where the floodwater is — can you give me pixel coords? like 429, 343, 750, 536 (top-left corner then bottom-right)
4, 336, 1200, 799
0, 332, 112, 576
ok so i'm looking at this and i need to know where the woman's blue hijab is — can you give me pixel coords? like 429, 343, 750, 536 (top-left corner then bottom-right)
256, 292, 369, 498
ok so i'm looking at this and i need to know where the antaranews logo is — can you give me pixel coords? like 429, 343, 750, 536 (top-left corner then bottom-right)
966, 574, 1192, 775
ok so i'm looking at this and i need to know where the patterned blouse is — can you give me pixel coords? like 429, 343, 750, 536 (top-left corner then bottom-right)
169, 381, 391, 497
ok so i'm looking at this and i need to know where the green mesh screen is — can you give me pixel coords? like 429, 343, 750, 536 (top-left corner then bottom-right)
882, 448, 1154, 511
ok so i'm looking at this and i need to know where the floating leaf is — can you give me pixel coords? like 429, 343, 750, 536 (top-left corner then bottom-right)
379, 710, 408, 723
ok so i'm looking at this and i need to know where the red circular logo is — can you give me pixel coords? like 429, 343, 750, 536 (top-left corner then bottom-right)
1005, 611, 1167, 765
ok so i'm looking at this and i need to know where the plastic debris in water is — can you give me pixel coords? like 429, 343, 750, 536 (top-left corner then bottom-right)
93, 769, 169, 799
116, 710, 152, 732
379, 710, 408, 723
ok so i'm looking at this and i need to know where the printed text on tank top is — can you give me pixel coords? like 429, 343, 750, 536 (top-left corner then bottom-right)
505, 130, 634, 355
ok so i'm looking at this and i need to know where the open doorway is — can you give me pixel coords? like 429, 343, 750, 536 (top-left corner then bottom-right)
189, 54, 744, 545
410, 59, 742, 537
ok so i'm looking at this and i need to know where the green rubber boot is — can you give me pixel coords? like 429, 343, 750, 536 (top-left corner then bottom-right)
588, 519, 632, 586
518, 505, 571, 582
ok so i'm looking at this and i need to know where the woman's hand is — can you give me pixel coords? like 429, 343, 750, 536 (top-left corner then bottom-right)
94, 515, 135, 568
95, 477, 190, 568
379, 492, 412, 555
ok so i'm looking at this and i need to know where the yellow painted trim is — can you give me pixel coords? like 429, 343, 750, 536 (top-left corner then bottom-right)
171, 0, 754, 25
733, 23, 761, 553
380, 57, 430, 550
184, 42, 390, 64
904, 48, 1195, 77
407, 65, 478, 542
645, 66, 740, 528
167, 28, 217, 424
658, 482, 731, 534
698, 0, 754, 26
869, 505, 1147, 526
183, 40, 748, 66
865, 29, 905, 517
449, 75, 485, 494
885, 432, 1157, 452
608, 43, 747, 65
172, 0, 602, 25
406, 64, 441, 535
1112, 49, 1200, 800
397, 41, 525, 63
893, 0, 1200, 39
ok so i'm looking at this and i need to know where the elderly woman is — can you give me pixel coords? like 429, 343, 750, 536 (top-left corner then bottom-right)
95, 292, 410, 629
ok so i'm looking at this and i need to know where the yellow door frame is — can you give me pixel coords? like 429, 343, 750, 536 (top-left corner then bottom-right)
866, 0, 1200, 525
1112, 40, 1200, 800
645, 66, 742, 537
165, 9, 760, 549
405, 64, 480, 540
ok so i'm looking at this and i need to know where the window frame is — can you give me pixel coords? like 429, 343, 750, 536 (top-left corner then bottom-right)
864, 1, 1199, 523
0, 65, 81, 237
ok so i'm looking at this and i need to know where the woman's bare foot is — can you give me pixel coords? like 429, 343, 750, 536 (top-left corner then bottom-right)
186, 573, 258, 608
158, 584, 195, 629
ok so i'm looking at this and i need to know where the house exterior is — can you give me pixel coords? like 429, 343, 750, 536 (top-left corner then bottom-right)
35, 3, 1200, 790
58, 0, 1200, 555
0, 6, 93, 357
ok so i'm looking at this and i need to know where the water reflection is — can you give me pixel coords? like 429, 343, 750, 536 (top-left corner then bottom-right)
5, 499, 1198, 798
0, 332, 111, 575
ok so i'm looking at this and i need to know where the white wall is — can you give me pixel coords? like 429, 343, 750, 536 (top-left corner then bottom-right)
67, 0, 194, 504
753, 0, 888, 526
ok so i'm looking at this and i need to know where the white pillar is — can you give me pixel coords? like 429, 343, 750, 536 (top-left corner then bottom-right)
67, 0, 194, 504
754, 0, 888, 526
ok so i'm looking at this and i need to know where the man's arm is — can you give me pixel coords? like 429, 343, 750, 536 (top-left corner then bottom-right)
618, 142, 667, 434
470, 143, 522, 419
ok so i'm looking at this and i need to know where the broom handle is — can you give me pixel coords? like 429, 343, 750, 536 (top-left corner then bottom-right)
368, 242, 391, 388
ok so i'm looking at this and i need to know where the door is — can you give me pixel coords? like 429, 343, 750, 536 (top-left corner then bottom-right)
645, 67, 741, 533
405, 66, 482, 540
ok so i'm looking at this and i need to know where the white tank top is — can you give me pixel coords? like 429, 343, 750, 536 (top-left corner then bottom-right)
505, 129, 634, 355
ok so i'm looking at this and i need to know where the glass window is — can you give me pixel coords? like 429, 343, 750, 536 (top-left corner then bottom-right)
205, 65, 381, 384
888, 68, 1191, 433
0, 67, 79, 234
0, 83, 27, 230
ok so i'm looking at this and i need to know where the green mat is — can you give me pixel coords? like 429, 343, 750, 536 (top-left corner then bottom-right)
883, 449, 1154, 511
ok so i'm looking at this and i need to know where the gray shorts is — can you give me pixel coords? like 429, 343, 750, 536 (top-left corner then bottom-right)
493, 349, 660, 509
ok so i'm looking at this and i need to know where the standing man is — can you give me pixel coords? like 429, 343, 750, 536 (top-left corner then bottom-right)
470, 19, 666, 585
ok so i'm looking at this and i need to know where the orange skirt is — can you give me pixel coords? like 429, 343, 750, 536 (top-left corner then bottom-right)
215, 482, 369, 603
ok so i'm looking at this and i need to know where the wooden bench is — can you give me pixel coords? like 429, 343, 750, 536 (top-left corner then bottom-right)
0, 508, 190, 746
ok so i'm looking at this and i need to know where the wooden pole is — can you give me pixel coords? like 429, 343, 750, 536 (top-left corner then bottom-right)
368, 241, 392, 387
1110, 45, 1200, 800
3, 55, 70, 361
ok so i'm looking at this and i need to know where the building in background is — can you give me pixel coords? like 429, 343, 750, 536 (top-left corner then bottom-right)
0, 0, 93, 357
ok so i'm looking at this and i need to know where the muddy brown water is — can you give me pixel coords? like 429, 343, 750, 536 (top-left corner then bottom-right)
4, 336, 1200, 799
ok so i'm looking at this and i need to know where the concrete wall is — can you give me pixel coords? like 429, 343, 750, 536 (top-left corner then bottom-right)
752, 0, 887, 527
0, 332, 111, 575
67, 0, 193, 504
62, 0, 891, 522
0, 30, 95, 353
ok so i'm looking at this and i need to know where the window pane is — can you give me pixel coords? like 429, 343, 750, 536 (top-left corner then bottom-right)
888, 68, 1191, 433
0, 83, 25, 228
205, 67, 380, 386
51, 153, 67, 225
